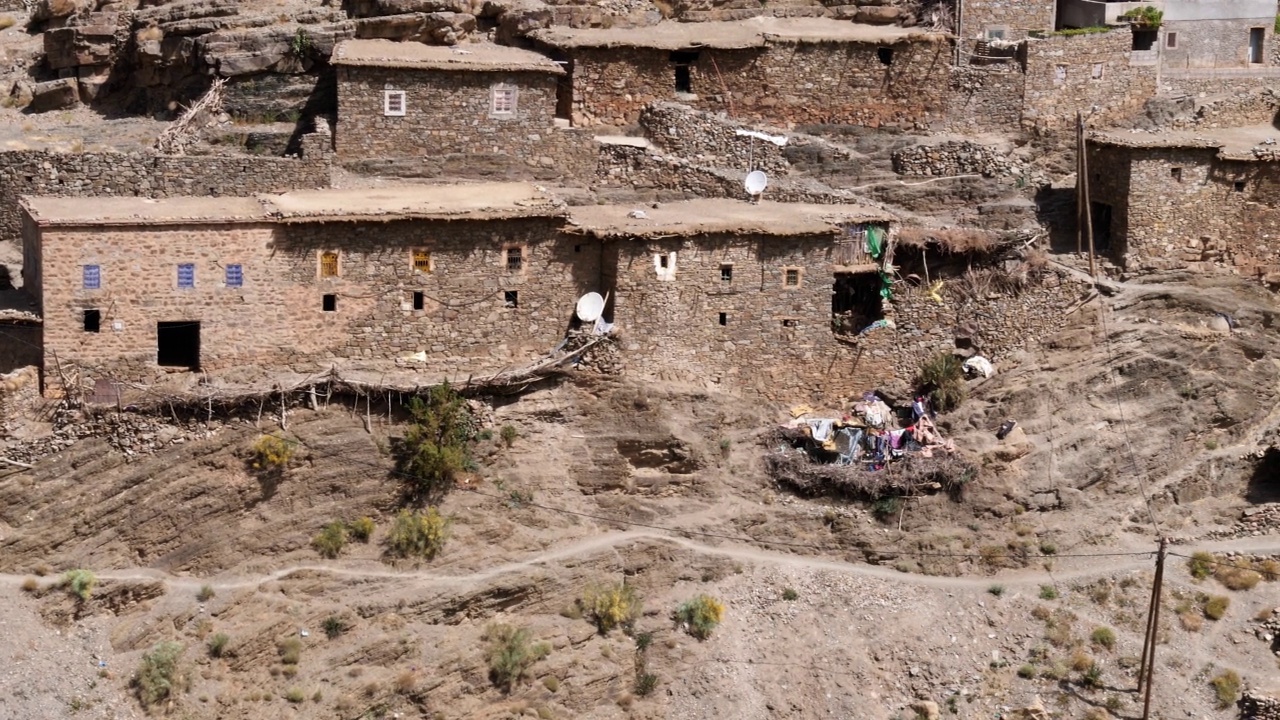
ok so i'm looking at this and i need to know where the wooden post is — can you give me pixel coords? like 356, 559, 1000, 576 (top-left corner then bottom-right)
1080, 112, 1097, 278
1141, 538, 1168, 719
1136, 544, 1160, 691
1076, 111, 1084, 258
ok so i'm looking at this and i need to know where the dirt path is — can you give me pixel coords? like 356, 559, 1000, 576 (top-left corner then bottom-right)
2, 529, 1274, 594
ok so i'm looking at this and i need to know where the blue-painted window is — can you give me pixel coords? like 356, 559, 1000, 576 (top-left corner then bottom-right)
177, 263, 195, 289
225, 264, 243, 288
83, 265, 101, 289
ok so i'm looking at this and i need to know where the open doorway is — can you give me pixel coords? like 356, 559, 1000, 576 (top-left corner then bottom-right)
670, 50, 699, 93
551, 53, 573, 122
1250, 27, 1265, 64
157, 321, 200, 370
1090, 201, 1113, 252
831, 272, 884, 335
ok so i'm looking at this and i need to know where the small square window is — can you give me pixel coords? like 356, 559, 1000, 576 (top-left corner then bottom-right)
659, 255, 669, 269
1091, 63, 1104, 80
574, 244, 582, 253
1166, 32, 1178, 48
718, 312, 727, 326
83, 308, 100, 333
784, 268, 801, 287
320, 251, 339, 278
225, 263, 243, 288
720, 264, 733, 282
384, 90, 406, 117
1234, 180, 1246, 192
782, 319, 798, 328
1171, 167, 1182, 181
504, 290, 519, 308
413, 291, 425, 310
412, 249, 431, 273
491, 86, 517, 115
82, 264, 100, 290
506, 247, 524, 272
177, 263, 195, 289
1055, 65, 1067, 82
985, 27, 1006, 40
322, 294, 337, 312
877, 47, 894, 65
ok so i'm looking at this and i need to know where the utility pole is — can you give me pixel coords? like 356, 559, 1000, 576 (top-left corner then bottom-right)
1079, 111, 1097, 279
1076, 110, 1084, 259
1139, 538, 1168, 720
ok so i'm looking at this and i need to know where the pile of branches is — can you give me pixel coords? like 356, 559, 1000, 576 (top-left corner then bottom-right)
765, 430, 976, 500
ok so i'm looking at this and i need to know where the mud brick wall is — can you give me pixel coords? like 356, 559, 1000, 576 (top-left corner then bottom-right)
0, 143, 331, 247
31, 216, 596, 394
639, 103, 789, 174
566, 38, 952, 131
959, 0, 1054, 40
1023, 30, 1156, 133
1088, 144, 1280, 278
1162, 18, 1273, 70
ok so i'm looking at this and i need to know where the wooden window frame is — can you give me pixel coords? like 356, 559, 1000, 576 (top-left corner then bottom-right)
782, 267, 803, 289
411, 249, 432, 274
505, 245, 525, 273
319, 251, 340, 279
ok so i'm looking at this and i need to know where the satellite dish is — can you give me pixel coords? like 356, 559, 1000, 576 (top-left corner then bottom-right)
576, 292, 605, 322
744, 170, 769, 196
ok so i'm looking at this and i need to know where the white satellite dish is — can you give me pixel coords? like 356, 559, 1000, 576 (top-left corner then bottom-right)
576, 292, 605, 322
744, 170, 768, 197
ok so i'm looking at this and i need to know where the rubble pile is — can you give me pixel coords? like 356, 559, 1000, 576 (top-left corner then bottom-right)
3, 407, 214, 465
1242, 693, 1280, 720
891, 140, 1025, 179
1197, 504, 1280, 541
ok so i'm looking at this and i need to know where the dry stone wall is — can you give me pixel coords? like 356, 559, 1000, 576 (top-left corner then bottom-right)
639, 102, 789, 174
1023, 29, 1156, 133
959, 0, 1054, 41
891, 139, 1024, 178
946, 62, 1026, 133
1242, 693, 1280, 720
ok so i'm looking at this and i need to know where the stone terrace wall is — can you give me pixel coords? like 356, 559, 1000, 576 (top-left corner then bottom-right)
1089, 144, 1280, 278
35, 217, 596, 394
336, 66, 592, 180
946, 63, 1026, 133
1160, 70, 1280, 103
1155, 89, 1280, 130
960, 0, 1054, 41
0, 139, 331, 246
567, 38, 953, 131
639, 102, 789, 174
892, 139, 1025, 178
1023, 30, 1156, 133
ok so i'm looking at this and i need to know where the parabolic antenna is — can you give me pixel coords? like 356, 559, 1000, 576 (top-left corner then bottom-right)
576, 292, 605, 322
744, 170, 769, 196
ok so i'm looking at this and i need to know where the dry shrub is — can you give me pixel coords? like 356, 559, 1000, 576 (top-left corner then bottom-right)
485, 625, 550, 692
1188, 551, 1214, 580
1202, 595, 1229, 620
135, 642, 185, 708
1069, 649, 1094, 672
1178, 611, 1203, 632
395, 670, 417, 694
918, 352, 966, 412
1257, 559, 1280, 581
897, 226, 996, 253
1214, 563, 1262, 591
1211, 669, 1241, 709
0, 16, 15, 30
250, 434, 296, 471
312, 522, 347, 559
675, 594, 726, 640
1090, 626, 1116, 651
1030, 605, 1052, 622
582, 582, 641, 634
385, 508, 451, 560
20, 577, 38, 593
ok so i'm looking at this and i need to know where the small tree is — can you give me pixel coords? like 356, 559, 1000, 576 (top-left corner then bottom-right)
135, 642, 185, 707
385, 508, 452, 560
349, 517, 376, 543
394, 384, 472, 502
582, 582, 642, 634
312, 522, 347, 559
485, 624, 550, 692
918, 353, 967, 412
675, 594, 725, 640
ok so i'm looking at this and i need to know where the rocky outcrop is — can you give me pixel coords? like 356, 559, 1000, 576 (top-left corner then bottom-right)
27, 77, 80, 112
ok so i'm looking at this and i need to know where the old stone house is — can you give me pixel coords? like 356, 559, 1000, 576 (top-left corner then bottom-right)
530, 17, 953, 131
21, 183, 597, 396
332, 39, 590, 177
1087, 125, 1280, 279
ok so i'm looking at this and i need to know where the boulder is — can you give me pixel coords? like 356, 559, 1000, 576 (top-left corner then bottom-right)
27, 77, 81, 112
43, 15, 122, 70
854, 5, 901, 24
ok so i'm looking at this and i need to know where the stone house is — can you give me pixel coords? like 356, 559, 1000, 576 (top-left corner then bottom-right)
332, 39, 591, 178
1087, 125, 1280, 279
21, 183, 598, 396
958, 0, 1057, 42
530, 17, 953, 131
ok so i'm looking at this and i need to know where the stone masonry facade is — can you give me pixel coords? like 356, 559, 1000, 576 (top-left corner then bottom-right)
1088, 144, 1280, 279
959, 0, 1055, 41
564, 38, 953, 131
334, 65, 594, 179
1022, 29, 1157, 134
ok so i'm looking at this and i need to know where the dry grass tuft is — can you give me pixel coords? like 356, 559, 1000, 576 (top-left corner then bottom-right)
20, 577, 38, 593
897, 226, 997, 253
0, 16, 15, 31
1178, 611, 1203, 632
395, 670, 417, 694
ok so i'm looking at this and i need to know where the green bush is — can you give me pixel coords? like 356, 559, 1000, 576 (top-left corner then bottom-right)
1188, 551, 1215, 580
500, 424, 518, 447
918, 353, 967, 412
63, 569, 95, 601
394, 384, 472, 502
207, 633, 230, 658
782, 588, 799, 601
349, 517, 376, 543
1118, 5, 1163, 26
285, 687, 306, 704
312, 522, 347, 559
675, 594, 725, 640
582, 582, 642, 634
635, 672, 659, 696
1090, 627, 1116, 651
1082, 662, 1103, 688
987, 584, 1005, 597
251, 434, 296, 471
1017, 664, 1037, 679
1039, 585, 1059, 600
135, 642, 185, 707
485, 624, 549, 692
322, 616, 348, 640
1210, 669, 1241, 709
385, 508, 452, 560
196, 584, 215, 602
1203, 595, 1230, 620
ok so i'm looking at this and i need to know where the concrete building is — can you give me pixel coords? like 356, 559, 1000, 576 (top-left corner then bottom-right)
1087, 125, 1280, 278
530, 17, 953, 131
332, 39, 590, 177
21, 183, 592, 395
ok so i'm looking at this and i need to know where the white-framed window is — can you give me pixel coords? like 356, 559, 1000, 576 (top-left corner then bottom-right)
491, 85, 517, 116
985, 27, 1007, 40
1054, 65, 1067, 83
1091, 63, 1104, 80
384, 90, 406, 117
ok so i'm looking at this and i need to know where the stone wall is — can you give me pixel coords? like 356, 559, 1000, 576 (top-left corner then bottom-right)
1154, 89, 1280, 130
1160, 69, 1280, 100
565, 37, 953, 131
0, 366, 41, 436
946, 62, 1026, 133
1241, 692, 1280, 720
1162, 18, 1274, 71
891, 139, 1024, 178
1022, 29, 1157, 132
638, 102, 789, 174
1088, 144, 1280, 278
0, 136, 332, 247
33, 216, 597, 393
958, 0, 1054, 41
335, 65, 593, 180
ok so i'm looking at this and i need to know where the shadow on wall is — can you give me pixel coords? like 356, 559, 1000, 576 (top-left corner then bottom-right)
0, 325, 41, 374
1246, 447, 1280, 504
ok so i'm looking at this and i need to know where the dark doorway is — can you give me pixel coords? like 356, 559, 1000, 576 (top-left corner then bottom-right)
1247, 447, 1280, 503
554, 58, 574, 121
1250, 27, 1265, 63
157, 321, 200, 370
670, 50, 699, 93
83, 309, 101, 333
832, 273, 884, 335
877, 47, 894, 65
1090, 201, 1113, 251
1132, 30, 1157, 51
